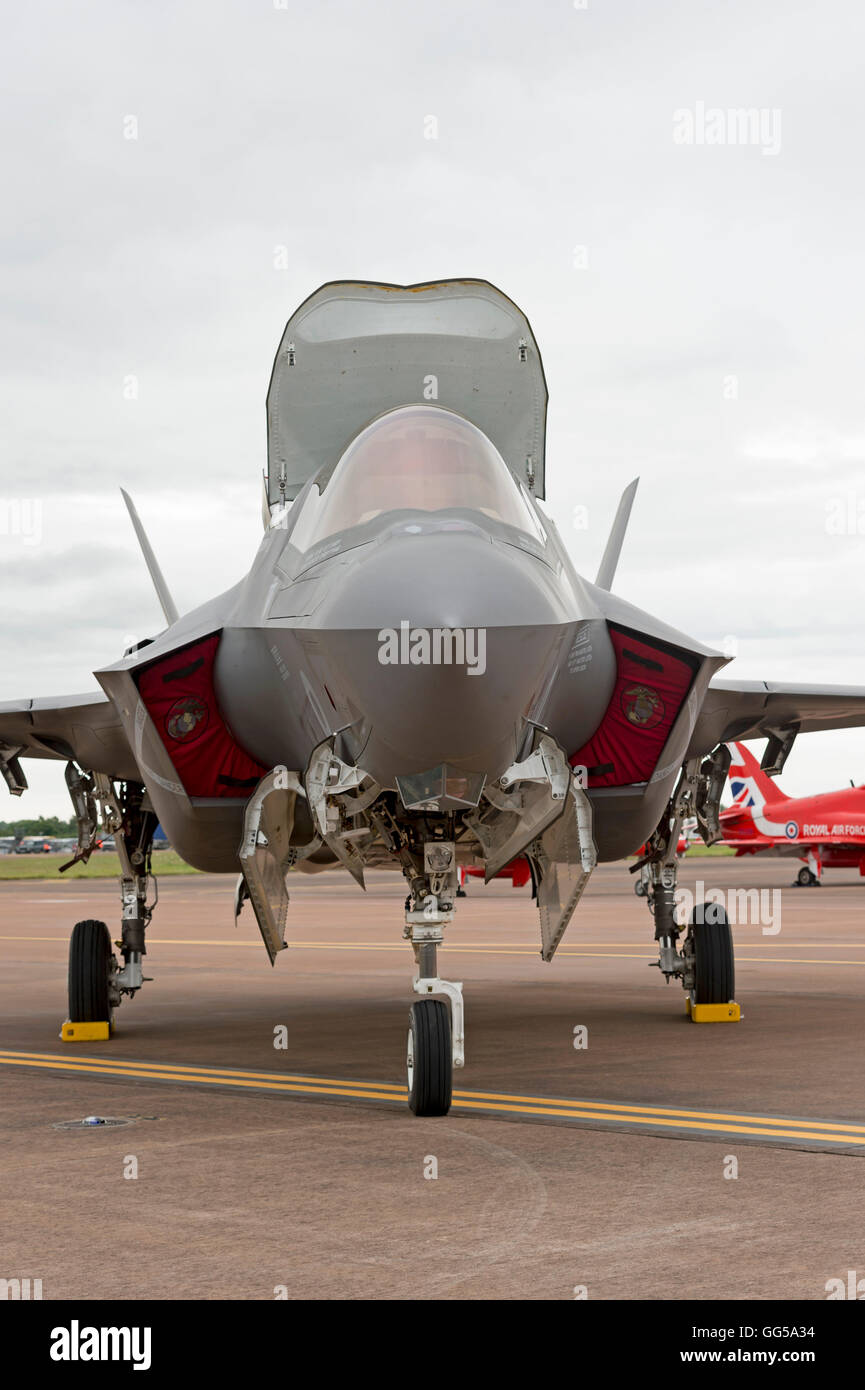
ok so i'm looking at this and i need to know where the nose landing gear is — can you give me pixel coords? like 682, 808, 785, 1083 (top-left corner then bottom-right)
402, 841, 463, 1116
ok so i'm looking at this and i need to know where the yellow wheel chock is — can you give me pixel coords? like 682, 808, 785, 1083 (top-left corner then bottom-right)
61, 1020, 112, 1042
686, 998, 741, 1023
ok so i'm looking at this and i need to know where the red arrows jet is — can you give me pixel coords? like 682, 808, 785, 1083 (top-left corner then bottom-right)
458, 857, 532, 894
720, 742, 865, 885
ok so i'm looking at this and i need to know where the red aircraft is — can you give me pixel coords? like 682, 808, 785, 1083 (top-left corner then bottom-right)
457, 858, 531, 895
719, 741, 865, 885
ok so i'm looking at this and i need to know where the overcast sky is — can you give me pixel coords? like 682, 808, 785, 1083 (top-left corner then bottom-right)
2, 0, 865, 816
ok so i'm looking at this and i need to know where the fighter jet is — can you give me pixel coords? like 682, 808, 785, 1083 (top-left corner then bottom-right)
3, 278, 865, 1115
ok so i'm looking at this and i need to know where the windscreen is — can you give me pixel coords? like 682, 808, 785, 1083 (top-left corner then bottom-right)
289, 405, 542, 551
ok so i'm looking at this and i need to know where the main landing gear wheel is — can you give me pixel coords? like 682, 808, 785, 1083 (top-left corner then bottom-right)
688, 902, 735, 1005
407, 998, 452, 1117
68, 919, 114, 1027
796, 866, 819, 887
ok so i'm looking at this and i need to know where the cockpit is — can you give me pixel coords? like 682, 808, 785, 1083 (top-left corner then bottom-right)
286, 405, 544, 553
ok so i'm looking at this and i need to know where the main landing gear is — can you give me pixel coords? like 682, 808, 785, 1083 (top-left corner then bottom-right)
794, 852, 822, 887
637, 752, 739, 1021
68, 919, 115, 1030
684, 901, 736, 1007
644, 860, 737, 1014
62, 771, 157, 1039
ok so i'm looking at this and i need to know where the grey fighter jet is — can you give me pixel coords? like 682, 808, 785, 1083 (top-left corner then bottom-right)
3, 279, 865, 1115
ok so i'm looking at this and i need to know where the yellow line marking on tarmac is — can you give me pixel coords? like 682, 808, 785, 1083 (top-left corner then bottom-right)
0, 1049, 406, 1091
1, 1049, 863, 1146
0, 1055, 401, 1104
10, 929, 865, 946
3, 936, 865, 965
4, 1049, 864, 1132
453, 1089, 865, 1133
731, 956, 865, 965
7, 930, 865, 948
448, 1103, 865, 1144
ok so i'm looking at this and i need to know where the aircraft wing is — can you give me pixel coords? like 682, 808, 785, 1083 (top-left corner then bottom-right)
688, 679, 865, 757
0, 691, 140, 794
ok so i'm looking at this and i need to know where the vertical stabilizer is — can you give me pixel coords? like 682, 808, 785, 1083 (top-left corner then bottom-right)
727, 740, 789, 809
595, 478, 639, 591
120, 489, 180, 627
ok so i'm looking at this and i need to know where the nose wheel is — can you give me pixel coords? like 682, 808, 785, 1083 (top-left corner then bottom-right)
407, 999, 453, 1116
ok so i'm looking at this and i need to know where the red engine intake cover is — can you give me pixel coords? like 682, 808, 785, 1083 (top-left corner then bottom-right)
136, 633, 267, 798
570, 625, 696, 787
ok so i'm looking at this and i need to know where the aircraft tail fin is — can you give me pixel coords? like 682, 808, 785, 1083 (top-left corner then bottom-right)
120, 489, 180, 627
595, 478, 639, 591
727, 740, 789, 809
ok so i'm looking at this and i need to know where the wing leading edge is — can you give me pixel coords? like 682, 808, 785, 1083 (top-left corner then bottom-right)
0, 691, 139, 793
688, 679, 865, 762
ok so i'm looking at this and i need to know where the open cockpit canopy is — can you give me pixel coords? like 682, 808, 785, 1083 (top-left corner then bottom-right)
266, 279, 548, 511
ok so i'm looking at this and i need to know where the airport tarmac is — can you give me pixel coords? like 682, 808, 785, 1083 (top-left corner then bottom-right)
1, 857, 864, 1300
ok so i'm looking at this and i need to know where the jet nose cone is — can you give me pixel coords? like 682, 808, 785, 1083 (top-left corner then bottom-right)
312, 530, 573, 784
316, 529, 568, 631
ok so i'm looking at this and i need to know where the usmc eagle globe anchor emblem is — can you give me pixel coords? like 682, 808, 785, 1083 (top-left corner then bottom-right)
165, 696, 208, 742
622, 684, 665, 730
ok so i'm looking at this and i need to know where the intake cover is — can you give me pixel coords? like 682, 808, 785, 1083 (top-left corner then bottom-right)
136, 633, 267, 798
571, 625, 698, 787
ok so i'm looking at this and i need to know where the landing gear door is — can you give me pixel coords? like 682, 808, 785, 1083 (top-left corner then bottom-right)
465, 733, 571, 881
533, 785, 597, 963
238, 770, 299, 965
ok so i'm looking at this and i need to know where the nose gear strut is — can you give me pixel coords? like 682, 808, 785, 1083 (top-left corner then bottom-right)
402, 840, 464, 1116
